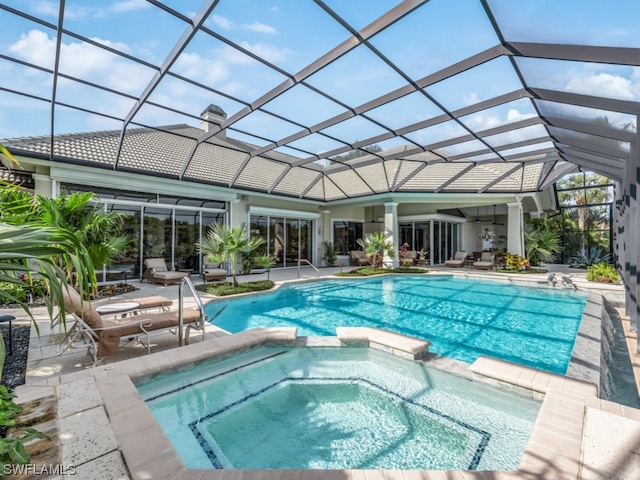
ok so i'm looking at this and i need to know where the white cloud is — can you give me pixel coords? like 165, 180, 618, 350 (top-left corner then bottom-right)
211, 15, 234, 30
9, 30, 56, 70
566, 73, 635, 101
506, 108, 536, 122
463, 109, 536, 135
32, 1, 60, 18
31, 1, 145, 20
463, 92, 479, 106
9, 29, 150, 94
237, 41, 291, 65
174, 52, 229, 85
109, 0, 150, 13
241, 22, 277, 34
463, 112, 502, 131
91, 37, 131, 54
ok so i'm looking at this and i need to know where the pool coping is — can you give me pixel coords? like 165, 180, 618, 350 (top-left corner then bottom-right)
18, 326, 602, 480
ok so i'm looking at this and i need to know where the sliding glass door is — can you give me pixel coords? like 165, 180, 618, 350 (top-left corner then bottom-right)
250, 214, 314, 267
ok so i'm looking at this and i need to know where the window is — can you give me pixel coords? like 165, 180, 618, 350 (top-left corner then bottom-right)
333, 221, 363, 255
554, 172, 614, 264
61, 182, 227, 280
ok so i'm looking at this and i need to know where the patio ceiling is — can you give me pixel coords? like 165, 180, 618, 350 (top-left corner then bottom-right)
0, 0, 637, 202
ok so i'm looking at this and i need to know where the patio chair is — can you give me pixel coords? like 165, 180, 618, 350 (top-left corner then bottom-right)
349, 250, 369, 266
58, 284, 205, 365
444, 251, 467, 268
473, 252, 495, 270
142, 258, 188, 286
202, 263, 227, 282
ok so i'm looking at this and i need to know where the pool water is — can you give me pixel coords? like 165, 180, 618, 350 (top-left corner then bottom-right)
137, 347, 541, 470
206, 276, 588, 374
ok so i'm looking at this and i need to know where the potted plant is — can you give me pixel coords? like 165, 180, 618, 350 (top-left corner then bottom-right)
322, 241, 337, 267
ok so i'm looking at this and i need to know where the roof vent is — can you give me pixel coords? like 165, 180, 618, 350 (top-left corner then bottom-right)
200, 104, 227, 139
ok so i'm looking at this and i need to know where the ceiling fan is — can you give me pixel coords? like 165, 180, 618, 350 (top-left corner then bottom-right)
491, 205, 507, 226
369, 205, 383, 224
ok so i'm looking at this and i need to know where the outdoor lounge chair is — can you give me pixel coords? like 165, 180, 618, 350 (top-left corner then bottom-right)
349, 250, 369, 266
51, 294, 173, 330
142, 258, 188, 286
473, 252, 495, 270
58, 284, 205, 365
202, 263, 227, 282
444, 251, 467, 268
98, 295, 173, 312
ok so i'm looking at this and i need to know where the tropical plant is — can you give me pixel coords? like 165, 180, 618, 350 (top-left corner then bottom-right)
573, 246, 612, 267
0, 143, 16, 164
330, 143, 382, 162
36, 193, 130, 282
503, 253, 530, 271
356, 232, 395, 269
0, 144, 96, 468
198, 224, 275, 287
523, 223, 562, 266
0, 222, 96, 469
586, 262, 620, 283
0, 190, 130, 291
322, 241, 337, 267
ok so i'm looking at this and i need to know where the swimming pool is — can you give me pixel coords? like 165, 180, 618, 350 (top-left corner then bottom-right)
137, 346, 541, 470
206, 276, 588, 374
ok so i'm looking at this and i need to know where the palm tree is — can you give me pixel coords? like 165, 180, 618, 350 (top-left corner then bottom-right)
523, 223, 562, 265
557, 172, 611, 248
198, 224, 275, 286
356, 232, 395, 268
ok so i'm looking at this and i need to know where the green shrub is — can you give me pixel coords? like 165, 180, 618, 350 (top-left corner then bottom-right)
195, 280, 274, 296
0, 279, 48, 305
586, 263, 620, 283
0, 386, 50, 471
0, 283, 26, 305
334, 267, 427, 277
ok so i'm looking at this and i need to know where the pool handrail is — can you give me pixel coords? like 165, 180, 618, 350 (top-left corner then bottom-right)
178, 275, 207, 346
297, 259, 320, 278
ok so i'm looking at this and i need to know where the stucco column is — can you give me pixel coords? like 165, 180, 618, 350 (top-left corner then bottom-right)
228, 197, 244, 228
33, 165, 56, 198
383, 202, 399, 268
506, 200, 524, 256
321, 209, 330, 266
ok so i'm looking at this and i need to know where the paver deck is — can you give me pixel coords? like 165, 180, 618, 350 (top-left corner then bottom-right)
5, 265, 640, 479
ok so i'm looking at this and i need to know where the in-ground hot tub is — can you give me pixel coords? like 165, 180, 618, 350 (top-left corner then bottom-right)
136, 343, 542, 471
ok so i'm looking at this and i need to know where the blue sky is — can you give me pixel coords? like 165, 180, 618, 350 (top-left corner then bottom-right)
0, 0, 638, 160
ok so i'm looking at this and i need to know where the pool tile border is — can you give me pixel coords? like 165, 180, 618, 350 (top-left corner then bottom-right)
184, 375, 491, 470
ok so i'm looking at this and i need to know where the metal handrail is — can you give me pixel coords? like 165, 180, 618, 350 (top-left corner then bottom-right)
178, 275, 207, 346
297, 259, 320, 278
